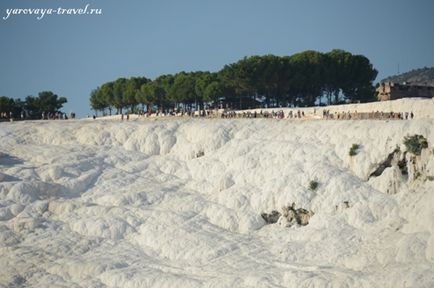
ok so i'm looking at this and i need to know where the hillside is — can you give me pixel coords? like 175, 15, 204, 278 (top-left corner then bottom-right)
382, 67, 434, 86
1, 106, 434, 287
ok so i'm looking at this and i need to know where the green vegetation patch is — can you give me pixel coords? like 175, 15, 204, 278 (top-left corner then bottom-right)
349, 144, 360, 157
403, 135, 428, 156
309, 180, 319, 191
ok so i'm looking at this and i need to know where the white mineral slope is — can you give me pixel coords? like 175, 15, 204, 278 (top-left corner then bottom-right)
0, 116, 434, 287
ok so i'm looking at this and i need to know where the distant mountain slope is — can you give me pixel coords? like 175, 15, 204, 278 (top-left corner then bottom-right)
382, 67, 434, 86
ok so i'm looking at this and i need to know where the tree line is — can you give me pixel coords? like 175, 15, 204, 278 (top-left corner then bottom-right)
90, 49, 378, 115
0, 91, 67, 119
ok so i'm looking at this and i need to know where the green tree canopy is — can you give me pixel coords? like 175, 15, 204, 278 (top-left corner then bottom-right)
1, 91, 67, 119
90, 49, 378, 112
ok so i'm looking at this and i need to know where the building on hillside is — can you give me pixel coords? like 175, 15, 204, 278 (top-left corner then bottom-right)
376, 82, 434, 101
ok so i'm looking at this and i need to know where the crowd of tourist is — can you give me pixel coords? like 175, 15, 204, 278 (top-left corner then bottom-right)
1, 108, 416, 122
0, 112, 13, 120
41, 111, 76, 120
0, 111, 76, 122
322, 110, 414, 120
218, 109, 415, 120
115, 108, 416, 121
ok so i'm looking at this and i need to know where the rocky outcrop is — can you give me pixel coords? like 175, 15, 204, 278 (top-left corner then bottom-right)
195, 150, 205, 158
368, 140, 433, 194
262, 203, 314, 227
261, 210, 281, 224
369, 148, 401, 179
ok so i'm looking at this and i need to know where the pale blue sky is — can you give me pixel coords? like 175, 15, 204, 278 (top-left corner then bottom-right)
1, 0, 433, 117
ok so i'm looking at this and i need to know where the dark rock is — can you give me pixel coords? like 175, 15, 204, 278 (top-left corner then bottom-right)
261, 210, 281, 224
369, 148, 400, 179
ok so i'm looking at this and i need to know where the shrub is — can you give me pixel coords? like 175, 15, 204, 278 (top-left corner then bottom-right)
349, 144, 360, 156
403, 135, 428, 156
309, 180, 319, 191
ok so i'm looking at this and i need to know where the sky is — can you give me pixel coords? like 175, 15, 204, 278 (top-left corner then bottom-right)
1, 0, 434, 117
